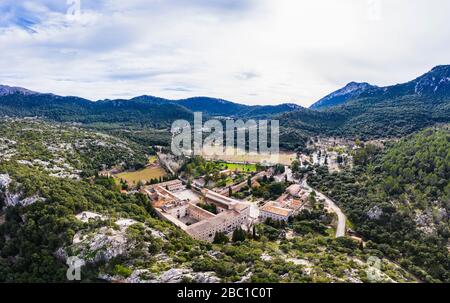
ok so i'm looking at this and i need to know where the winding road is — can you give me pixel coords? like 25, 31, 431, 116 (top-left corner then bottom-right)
301, 179, 347, 238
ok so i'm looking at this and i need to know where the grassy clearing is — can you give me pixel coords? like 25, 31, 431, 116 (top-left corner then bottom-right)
115, 166, 167, 184
217, 162, 257, 172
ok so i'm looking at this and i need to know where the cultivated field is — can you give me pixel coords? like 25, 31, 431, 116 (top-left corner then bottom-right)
115, 166, 167, 184
202, 147, 297, 166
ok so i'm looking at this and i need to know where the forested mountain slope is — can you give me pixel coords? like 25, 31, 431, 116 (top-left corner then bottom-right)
309, 126, 450, 282
0, 119, 148, 177
0, 120, 417, 283
0, 65, 449, 152
279, 65, 450, 144
0, 94, 193, 128
0, 93, 300, 127
176, 97, 301, 118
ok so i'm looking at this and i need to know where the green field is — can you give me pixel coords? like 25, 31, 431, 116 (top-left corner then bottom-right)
217, 162, 257, 172
115, 166, 167, 184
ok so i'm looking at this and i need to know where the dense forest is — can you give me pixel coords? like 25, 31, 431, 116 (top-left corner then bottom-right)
0, 163, 416, 283
0, 120, 419, 283
0, 65, 449, 283
1, 66, 449, 153
308, 127, 450, 282
280, 65, 450, 148
0, 119, 149, 175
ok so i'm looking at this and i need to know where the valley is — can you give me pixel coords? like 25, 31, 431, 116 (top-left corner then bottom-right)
0, 66, 449, 283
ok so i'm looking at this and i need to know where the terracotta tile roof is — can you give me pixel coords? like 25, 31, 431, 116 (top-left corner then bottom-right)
260, 203, 291, 217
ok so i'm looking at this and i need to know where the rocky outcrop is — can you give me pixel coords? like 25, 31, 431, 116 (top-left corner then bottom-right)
414, 210, 437, 235
367, 206, 383, 220
0, 174, 45, 207
100, 268, 221, 284
121, 268, 220, 283
60, 215, 168, 266
64, 219, 140, 264
0, 174, 12, 189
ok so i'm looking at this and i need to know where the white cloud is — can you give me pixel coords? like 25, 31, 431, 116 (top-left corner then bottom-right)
0, 0, 449, 106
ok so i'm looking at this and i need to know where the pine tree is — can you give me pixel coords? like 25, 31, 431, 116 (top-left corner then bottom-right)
213, 232, 229, 244
232, 227, 246, 243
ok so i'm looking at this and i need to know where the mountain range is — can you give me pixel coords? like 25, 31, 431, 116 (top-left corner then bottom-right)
280, 65, 450, 148
309, 82, 377, 110
0, 65, 449, 148
0, 89, 301, 127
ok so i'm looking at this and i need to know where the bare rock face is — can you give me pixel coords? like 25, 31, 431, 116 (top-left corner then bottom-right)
0, 85, 39, 96
0, 174, 11, 187
67, 225, 135, 264
158, 268, 191, 283
152, 268, 220, 283
414, 210, 436, 235
0, 174, 45, 207
191, 272, 221, 283
367, 206, 383, 220
125, 270, 154, 283
116, 268, 221, 283
100, 268, 220, 283
60, 215, 168, 267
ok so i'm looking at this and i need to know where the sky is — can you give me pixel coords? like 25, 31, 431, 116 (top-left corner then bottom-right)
0, 0, 449, 106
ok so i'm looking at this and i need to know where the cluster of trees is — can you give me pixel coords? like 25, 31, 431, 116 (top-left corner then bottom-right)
308, 128, 450, 282
76, 140, 148, 177
261, 205, 334, 239
252, 176, 289, 200
273, 164, 286, 175
182, 157, 226, 181
197, 203, 217, 215
291, 160, 313, 179
291, 207, 333, 236
0, 94, 193, 128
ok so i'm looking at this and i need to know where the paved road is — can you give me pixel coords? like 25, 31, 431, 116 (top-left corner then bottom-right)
302, 179, 347, 238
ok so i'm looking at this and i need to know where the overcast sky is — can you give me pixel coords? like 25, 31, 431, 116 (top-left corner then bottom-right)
0, 0, 449, 106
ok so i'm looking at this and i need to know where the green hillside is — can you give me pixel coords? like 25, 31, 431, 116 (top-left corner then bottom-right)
309, 126, 450, 282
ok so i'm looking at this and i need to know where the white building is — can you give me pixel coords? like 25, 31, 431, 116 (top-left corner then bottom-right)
259, 202, 293, 222
186, 204, 250, 242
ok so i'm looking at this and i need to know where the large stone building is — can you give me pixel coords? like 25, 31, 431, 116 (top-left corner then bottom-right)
144, 183, 250, 242
259, 202, 293, 222
148, 179, 184, 192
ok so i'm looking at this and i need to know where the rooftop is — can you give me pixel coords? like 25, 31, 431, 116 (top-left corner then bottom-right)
260, 202, 292, 217
203, 189, 241, 208
186, 210, 241, 234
